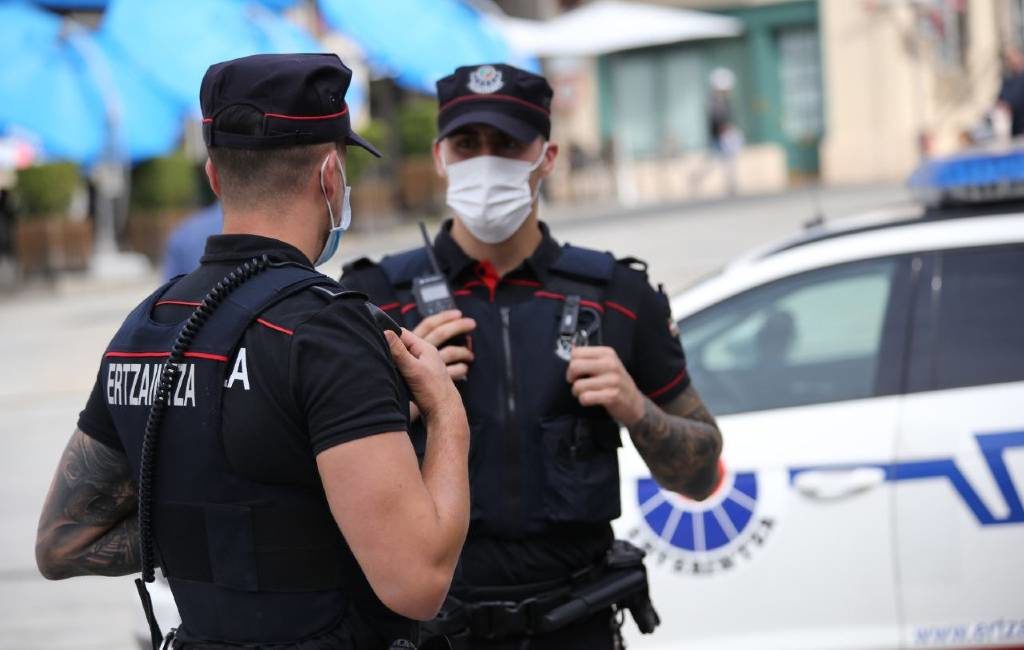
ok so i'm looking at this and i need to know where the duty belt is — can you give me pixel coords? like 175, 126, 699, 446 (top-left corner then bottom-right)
423, 540, 660, 642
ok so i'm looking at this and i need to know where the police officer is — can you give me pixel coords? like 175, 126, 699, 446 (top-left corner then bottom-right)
35, 54, 470, 650
342, 64, 723, 649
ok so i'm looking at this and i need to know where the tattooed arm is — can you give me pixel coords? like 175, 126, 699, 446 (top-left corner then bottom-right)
627, 385, 722, 500
35, 429, 140, 580
568, 346, 722, 500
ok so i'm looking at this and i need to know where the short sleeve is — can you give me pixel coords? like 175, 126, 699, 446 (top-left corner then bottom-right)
292, 299, 408, 455
627, 280, 690, 405
77, 367, 125, 451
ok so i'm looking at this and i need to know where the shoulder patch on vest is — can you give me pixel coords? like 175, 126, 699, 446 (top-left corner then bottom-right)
549, 244, 616, 282
311, 284, 367, 301
616, 256, 648, 273
379, 248, 432, 286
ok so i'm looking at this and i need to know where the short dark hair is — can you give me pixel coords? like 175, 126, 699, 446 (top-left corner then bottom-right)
207, 105, 337, 210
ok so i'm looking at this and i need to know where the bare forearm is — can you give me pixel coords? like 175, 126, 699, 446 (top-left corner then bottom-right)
38, 517, 139, 579
628, 389, 722, 499
36, 429, 140, 579
419, 405, 471, 572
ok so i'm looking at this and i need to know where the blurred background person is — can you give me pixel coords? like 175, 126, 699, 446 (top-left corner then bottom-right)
161, 201, 222, 280
996, 45, 1024, 140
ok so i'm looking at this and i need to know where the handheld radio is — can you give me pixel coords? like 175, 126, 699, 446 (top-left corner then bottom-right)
412, 222, 458, 316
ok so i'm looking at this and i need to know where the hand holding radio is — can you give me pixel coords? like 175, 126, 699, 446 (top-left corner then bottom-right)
413, 310, 476, 382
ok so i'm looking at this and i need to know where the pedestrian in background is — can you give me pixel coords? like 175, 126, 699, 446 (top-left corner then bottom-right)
162, 202, 222, 280
996, 45, 1024, 138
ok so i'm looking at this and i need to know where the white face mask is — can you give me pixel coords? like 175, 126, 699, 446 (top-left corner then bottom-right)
444, 142, 548, 244
315, 153, 351, 267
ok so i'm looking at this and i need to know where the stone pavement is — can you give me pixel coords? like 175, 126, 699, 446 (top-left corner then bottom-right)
0, 183, 911, 649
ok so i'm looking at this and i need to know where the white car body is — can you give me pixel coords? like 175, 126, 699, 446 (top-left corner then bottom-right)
614, 212, 1024, 649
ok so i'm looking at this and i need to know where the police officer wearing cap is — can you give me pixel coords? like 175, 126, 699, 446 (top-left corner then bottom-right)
342, 64, 723, 649
36, 53, 470, 650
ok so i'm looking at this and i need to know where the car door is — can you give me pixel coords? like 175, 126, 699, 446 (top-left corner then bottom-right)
615, 255, 913, 650
895, 244, 1024, 647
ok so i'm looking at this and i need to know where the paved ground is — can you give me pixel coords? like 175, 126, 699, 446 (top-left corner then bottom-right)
0, 183, 910, 649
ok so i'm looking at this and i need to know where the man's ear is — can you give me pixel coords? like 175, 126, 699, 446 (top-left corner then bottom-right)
205, 158, 221, 198
537, 141, 559, 179
432, 139, 447, 178
320, 149, 342, 201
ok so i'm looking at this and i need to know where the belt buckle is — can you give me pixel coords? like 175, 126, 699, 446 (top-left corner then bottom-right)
468, 598, 538, 640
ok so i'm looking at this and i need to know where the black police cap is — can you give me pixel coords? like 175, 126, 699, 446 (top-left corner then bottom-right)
200, 53, 380, 157
436, 63, 552, 143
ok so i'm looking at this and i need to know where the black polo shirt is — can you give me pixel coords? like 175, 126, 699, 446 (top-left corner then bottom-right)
402, 221, 689, 402
79, 234, 408, 483
343, 220, 689, 588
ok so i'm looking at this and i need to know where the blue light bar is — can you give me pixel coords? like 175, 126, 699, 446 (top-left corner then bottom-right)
909, 147, 1024, 205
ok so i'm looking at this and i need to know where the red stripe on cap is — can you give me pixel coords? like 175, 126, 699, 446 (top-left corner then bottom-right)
201, 118, 213, 124
378, 302, 401, 311
646, 370, 687, 400
439, 93, 550, 117
400, 303, 417, 315
264, 106, 349, 121
256, 318, 294, 336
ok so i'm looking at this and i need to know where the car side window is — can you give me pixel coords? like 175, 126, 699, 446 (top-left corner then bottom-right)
680, 258, 901, 415
932, 245, 1024, 390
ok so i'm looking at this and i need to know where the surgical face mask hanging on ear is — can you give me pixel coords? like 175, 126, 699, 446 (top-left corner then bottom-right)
315, 153, 352, 267
443, 142, 549, 244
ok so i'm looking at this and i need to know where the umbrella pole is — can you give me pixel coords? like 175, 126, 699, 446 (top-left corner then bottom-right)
65, 23, 149, 279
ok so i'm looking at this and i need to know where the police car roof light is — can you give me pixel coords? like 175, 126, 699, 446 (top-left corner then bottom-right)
909, 146, 1024, 207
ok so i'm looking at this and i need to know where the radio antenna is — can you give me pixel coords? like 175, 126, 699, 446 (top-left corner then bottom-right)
419, 221, 444, 275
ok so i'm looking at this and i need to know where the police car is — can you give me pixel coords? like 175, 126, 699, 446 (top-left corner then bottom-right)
615, 148, 1024, 649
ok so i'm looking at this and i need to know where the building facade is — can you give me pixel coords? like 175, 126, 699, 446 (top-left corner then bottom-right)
527, 0, 1020, 204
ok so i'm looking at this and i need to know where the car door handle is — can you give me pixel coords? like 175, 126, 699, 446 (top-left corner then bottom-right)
794, 467, 886, 500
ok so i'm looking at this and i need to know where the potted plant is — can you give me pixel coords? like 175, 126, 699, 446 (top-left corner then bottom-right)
126, 153, 198, 263
13, 162, 83, 276
348, 119, 397, 225
397, 97, 445, 212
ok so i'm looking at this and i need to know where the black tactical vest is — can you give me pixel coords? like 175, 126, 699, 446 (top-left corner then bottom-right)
350, 245, 641, 538
102, 264, 393, 647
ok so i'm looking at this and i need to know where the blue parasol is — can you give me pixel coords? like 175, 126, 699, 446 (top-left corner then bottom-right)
0, 2, 182, 164
316, 0, 538, 95
99, 0, 365, 118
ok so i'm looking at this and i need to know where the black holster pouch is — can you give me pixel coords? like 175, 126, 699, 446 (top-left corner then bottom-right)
420, 540, 660, 644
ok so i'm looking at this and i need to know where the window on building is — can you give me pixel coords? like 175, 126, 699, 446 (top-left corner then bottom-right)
777, 27, 824, 142
607, 48, 711, 159
919, 0, 970, 68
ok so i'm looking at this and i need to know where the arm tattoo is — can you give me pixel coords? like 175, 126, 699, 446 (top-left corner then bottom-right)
627, 385, 723, 499
36, 429, 140, 579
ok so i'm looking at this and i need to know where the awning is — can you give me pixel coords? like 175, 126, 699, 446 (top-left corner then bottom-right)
489, 0, 743, 59
317, 0, 537, 95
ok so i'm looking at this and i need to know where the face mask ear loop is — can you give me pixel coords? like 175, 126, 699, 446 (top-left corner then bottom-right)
319, 154, 337, 230
528, 141, 550, 203
439, 141, 451, 176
